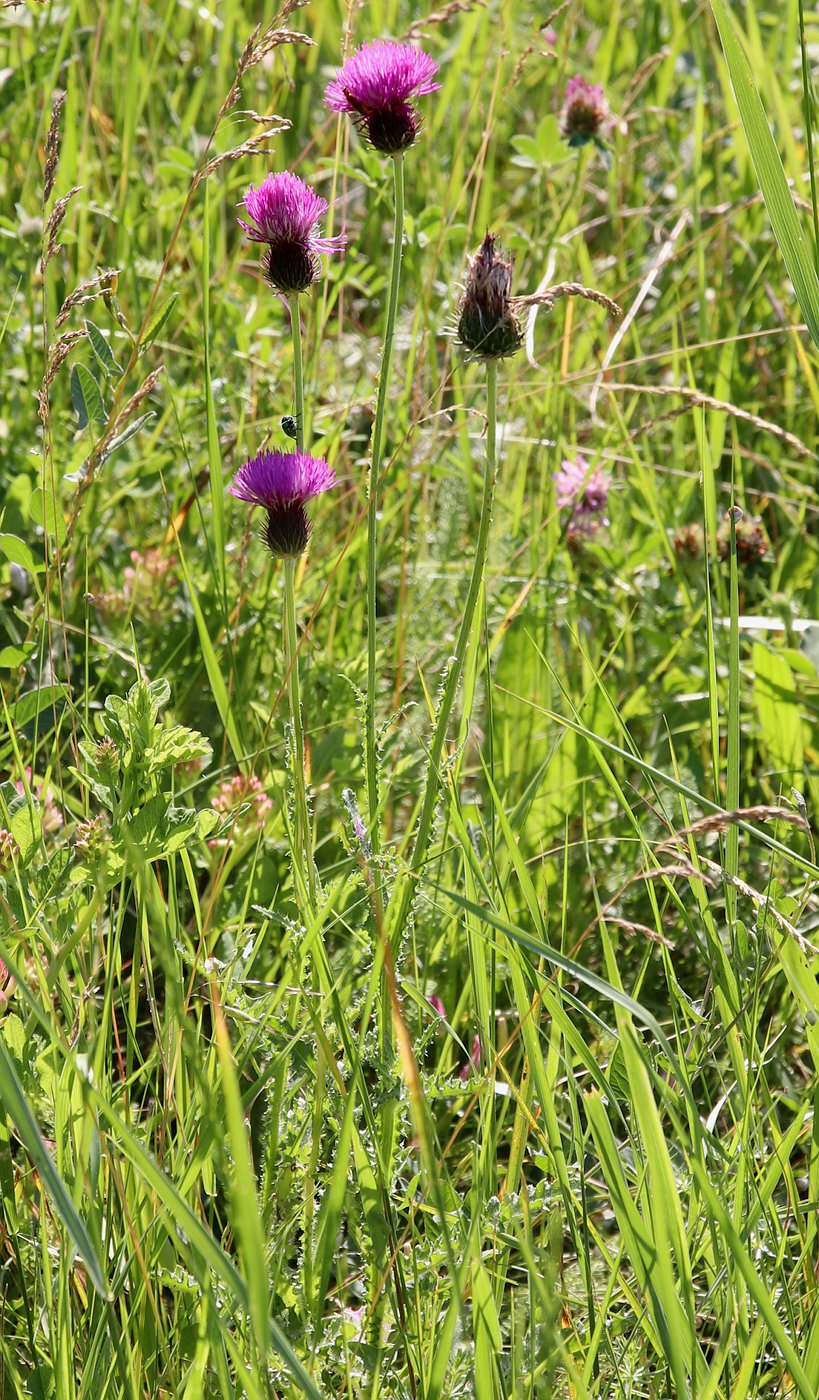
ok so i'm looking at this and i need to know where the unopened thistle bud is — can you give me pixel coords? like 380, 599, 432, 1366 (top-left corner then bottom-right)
457, 232, 523, 361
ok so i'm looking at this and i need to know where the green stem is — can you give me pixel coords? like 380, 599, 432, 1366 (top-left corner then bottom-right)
289, 293, 305, 451
282, 557, 316, 913
365, 153, 405, 851
386, 360, 499, 947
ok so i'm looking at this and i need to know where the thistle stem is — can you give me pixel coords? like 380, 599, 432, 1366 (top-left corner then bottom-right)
387, 359, 499, 945
365, 153, 405, 850
282, 557, 316, 913
289, 293, 305, 451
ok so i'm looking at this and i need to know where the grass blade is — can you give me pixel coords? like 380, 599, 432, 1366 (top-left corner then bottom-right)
711, 0, 819, 346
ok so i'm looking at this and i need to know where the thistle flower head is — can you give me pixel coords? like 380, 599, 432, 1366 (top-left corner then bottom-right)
239, 171, 345, 293
457, 231, 523, 361
553, 456, 611, 543
230, 449, 338, 558
560, 76, 609, 147
324, 40, 440, 154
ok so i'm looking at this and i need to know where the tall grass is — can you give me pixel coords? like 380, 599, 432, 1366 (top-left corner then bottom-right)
2, 0, 819, 1396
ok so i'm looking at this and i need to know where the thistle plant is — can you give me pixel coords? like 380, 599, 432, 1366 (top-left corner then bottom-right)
325, 39, 439, 850
230, 449, 337, 911
386, 232, 620, 953
237, 169, 343, 912
238, 170, 345, 452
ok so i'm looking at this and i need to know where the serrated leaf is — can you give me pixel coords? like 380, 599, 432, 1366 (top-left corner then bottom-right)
711, 0, 819, 348
146, 725, 212, 772
84, 319, 122, 376
70, 363, 107, 429
140, 293, 178, 354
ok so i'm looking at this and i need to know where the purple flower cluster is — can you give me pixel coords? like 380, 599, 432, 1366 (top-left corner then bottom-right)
560, 76, 610, 147
239, 171, 344, 294
553, 456, 611, 542
325, 40, 440, 154
231, 449, 337, 558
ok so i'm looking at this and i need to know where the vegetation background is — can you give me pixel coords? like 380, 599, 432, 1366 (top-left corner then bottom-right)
2, 0, 819, 1395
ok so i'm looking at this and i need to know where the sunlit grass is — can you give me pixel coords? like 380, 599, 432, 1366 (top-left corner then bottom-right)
2, 0, 819, 1396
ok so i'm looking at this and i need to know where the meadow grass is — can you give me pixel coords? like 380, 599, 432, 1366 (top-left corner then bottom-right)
2, 0, 819, 1395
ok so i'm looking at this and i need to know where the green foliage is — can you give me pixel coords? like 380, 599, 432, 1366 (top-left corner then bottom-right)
2, 0, 819, 1396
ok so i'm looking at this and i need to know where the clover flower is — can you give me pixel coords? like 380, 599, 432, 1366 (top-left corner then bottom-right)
211, 774, 273, 846
230, 448, 338, 557
325, 39, 440, 154
239, 172, 345, 294
0, 829, 18, 868
717, 509, 770, 566
560, 76, 609, 147
457, 232, 523, 361
14, 766, 62, 832
553, 456, 611, 542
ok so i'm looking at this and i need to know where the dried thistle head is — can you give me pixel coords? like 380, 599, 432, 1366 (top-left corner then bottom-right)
457, 232, 523, 362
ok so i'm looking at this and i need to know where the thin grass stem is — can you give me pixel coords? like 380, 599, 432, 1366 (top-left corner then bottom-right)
386, 359, 499, 949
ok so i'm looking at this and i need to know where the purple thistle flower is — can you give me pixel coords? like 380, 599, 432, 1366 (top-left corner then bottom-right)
560, 76, 609, 147
238, 171, 345, 294
230, 449, 338, 557
324, 39, 440, 155
459, 1033, 482, 1081
553, 455, 611, 542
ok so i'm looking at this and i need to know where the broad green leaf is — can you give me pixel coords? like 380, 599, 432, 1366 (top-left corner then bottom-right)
10, 684, 67, 728
711, 0, 819, 347
0, 532, 39, 573
84, 318, 122, 375
70, 362, 107, 429
29, 486, 67, 545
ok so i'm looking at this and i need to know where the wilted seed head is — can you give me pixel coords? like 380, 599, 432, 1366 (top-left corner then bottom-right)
560, 76, 609, 147
457, 232, 523, 361
230, 448, 338, 559
717, 511, 770, 566
238, 171, 345, 294
324, 40, 440, 155
673, 522, 705, 560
